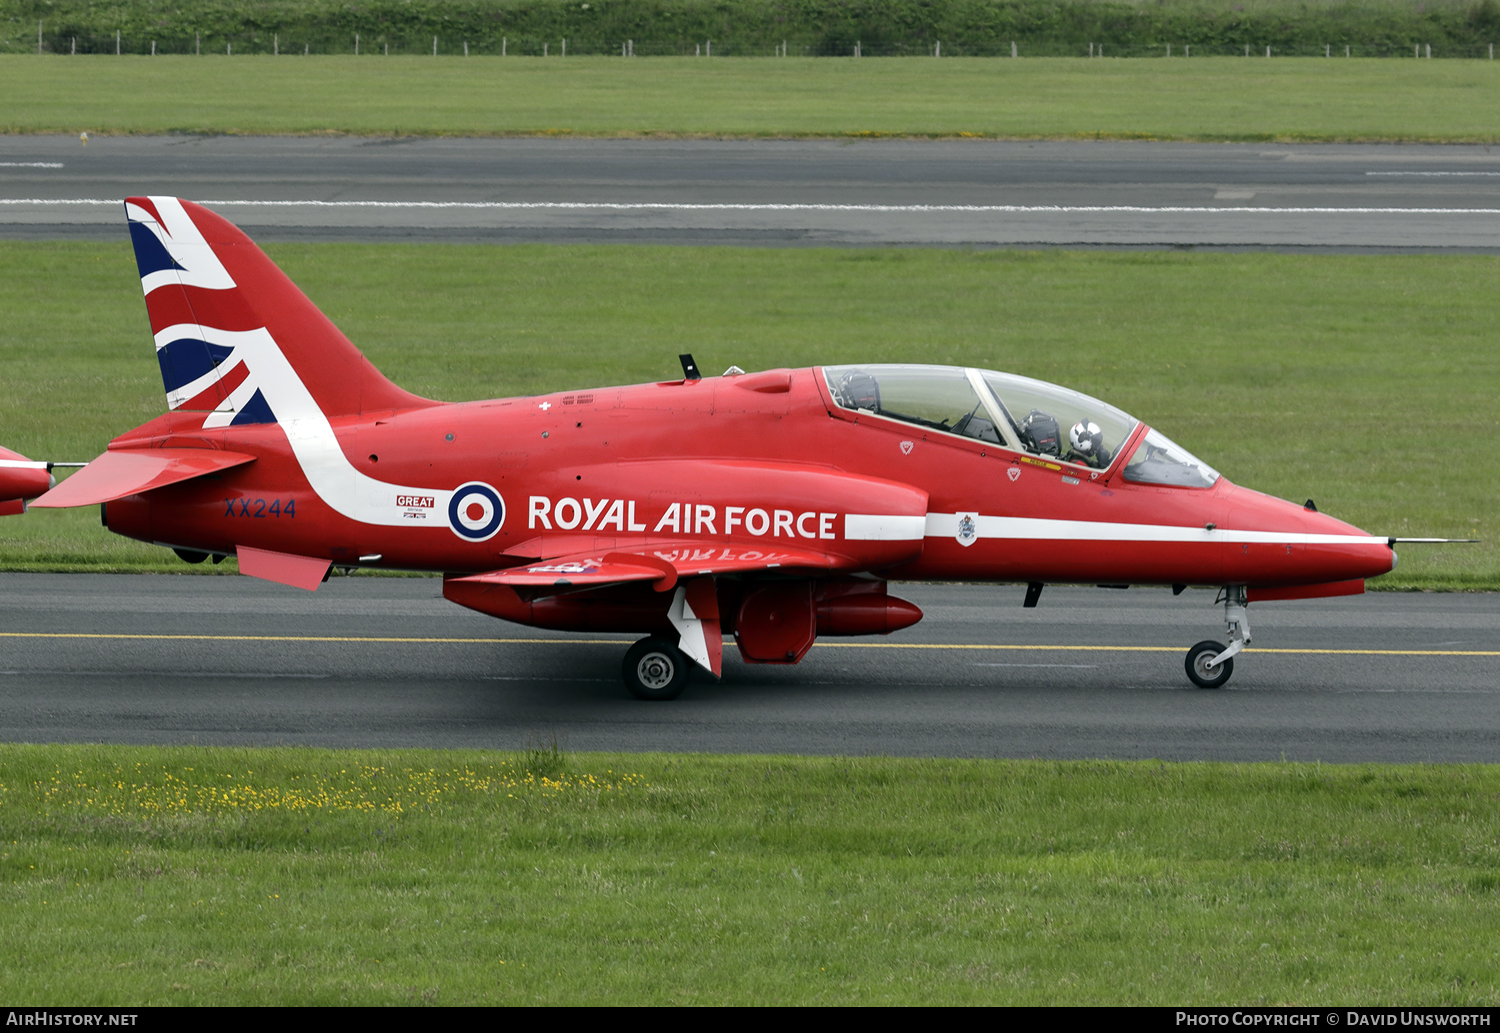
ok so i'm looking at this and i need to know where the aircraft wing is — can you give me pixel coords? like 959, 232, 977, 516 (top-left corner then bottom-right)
32, 447, 257, 508
454, 540, 848, 592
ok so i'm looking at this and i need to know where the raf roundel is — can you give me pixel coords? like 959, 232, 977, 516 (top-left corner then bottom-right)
447, 482, 505, 542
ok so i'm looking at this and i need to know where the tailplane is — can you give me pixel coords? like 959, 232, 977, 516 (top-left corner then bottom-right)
126, 196, 434, 427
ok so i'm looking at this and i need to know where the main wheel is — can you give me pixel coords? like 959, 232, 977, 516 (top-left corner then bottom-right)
622, 637, 690, 701
1185, 640, 1233, 689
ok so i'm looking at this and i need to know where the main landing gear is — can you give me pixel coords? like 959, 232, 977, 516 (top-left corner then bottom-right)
622, 636, 691, 701
1185, 586, 1250, 689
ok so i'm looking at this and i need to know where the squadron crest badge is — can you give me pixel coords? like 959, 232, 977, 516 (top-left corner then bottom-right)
956, 511, 980, 547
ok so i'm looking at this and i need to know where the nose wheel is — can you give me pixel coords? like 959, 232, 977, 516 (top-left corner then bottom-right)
1184, 586, 1250, 689
623, 636, 691, 701
1185, 640, 1233, 688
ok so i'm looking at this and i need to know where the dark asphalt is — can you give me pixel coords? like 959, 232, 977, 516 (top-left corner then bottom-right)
2, 573, 1497, 761
3, 136, 1500, 249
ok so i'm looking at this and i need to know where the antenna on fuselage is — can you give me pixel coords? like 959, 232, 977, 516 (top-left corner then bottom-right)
679, 354, 701, 382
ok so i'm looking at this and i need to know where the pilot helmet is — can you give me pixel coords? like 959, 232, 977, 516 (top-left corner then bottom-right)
1070, 420, 1104, 456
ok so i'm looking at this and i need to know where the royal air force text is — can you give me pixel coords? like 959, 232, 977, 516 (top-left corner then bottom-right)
527, 498, 839, 539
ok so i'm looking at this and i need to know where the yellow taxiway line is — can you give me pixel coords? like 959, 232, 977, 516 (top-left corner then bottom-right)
1, 632, 1496, 656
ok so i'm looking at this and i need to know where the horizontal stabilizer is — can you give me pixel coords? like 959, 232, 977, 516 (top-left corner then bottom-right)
32, 448, 256, 508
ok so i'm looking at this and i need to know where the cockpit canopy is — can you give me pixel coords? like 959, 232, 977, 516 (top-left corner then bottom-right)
822, 363, 1219, 486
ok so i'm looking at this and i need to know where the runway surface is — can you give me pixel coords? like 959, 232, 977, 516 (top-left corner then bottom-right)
4, 136, 1500, 249
2, 573, 1497, 761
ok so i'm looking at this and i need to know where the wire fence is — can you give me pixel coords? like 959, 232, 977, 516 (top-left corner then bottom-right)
4, 31, 1497, 59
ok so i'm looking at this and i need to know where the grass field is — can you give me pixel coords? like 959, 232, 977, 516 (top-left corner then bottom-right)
0, 241, 1492, 587
2, 744, 1496, 1004
1, 55, 1498, 140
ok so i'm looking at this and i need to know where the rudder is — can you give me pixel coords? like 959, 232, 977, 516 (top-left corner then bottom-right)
126, 196, 434, 426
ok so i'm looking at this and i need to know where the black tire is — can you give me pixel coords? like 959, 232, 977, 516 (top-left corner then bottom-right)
622, 637, 690, 701
173, 547, 209, 564
1185, 640, 1233, 689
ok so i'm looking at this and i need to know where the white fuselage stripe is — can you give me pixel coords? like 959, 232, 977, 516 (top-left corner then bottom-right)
923, 512, 1386, 547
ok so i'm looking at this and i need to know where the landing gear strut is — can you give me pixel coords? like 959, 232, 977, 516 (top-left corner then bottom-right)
1184, 586, 1250, 689
622, 636, 691, 701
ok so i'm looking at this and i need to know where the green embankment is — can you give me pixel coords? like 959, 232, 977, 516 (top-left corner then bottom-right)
1, 745, 1497, 1004
1, 55, 1498, 141
7, 0, 1500, 57
0, 242, 1492, 587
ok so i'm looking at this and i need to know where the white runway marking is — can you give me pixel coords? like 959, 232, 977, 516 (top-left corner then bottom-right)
5, 198, 1500, 215
0, 163, 63, 169
1366, 171, 1500, 177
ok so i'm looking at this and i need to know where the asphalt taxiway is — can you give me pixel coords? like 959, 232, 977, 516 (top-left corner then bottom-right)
2, 573, 1496, 761
3, 135, 1500, 249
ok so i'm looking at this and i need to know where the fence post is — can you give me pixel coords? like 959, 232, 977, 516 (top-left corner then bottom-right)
1325, 43, 1329, 57
274, 34, 277, 56
1266, 45, 1271, 57
1425, 43, 1431, 58
37, 20, 41, 54
1346, 44, 1350, 56
72, 37, 76, 55
544, 43, 548, 56
152, 40, 156, 56
228, 42, 231, 55
699, 41, 703, 57
562, 39, 566, 57
1245, 43, 1249, 56
116, 30, 120, 55
503, 37, 507, 57
196, 32, 200, 55
355, 33, 359, 55
1011, 41, 1017, 58
1186, 44, 1190, 56
1166, 44, 1170, 56
935, 40, 940, 58
433, 36, 438, 57
465, 41, 469, 57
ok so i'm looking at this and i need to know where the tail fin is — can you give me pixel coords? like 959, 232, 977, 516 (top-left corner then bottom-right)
125, 196, 434, 426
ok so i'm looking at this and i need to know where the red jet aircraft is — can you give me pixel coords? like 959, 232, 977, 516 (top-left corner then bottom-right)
0, 446, 56, 516
34, 197, 1449, 698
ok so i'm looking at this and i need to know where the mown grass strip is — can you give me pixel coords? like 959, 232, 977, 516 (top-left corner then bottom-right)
0, 56, 1497, 141
0, 243, 1492, 587
2, 744, 1497, 1004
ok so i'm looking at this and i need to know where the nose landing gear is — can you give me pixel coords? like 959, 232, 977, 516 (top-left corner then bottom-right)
1185, 586, 1249, 689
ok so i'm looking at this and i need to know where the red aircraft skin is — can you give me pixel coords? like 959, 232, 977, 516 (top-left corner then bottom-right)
35, 197, 1397, 693
0, 446, 53, 516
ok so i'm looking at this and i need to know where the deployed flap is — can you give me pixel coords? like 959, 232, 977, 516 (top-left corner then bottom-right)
457, 540, 842, 594
236, 545, 331, 592
454, 552, 677, 591
642, 540, 843, 577
32, 448, 256, 508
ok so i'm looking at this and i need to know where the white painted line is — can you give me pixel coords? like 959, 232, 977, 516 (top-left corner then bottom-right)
4, 198, 1500, 215
0, 163, 63, 169
1366, 171, 1500, 177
